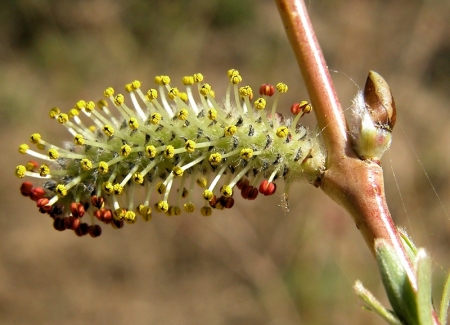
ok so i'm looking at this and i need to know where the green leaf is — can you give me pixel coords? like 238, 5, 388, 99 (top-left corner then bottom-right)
415, 249, 433, 325
375, 239, 419, 325
354, 280, 402, 325
398, 227, 418, 261
440, 271, 450, 325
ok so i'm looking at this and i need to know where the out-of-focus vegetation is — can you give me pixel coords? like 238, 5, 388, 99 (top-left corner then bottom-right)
1, 1, 450, 324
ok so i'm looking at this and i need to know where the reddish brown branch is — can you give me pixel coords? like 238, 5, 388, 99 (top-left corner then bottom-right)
275, 0, 415, 299
274, 1, 441, 323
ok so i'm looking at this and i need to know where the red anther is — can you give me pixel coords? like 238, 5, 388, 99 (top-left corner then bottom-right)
20, 182, 33, 197
74, 223, 89, 236
94, 209, 103, 221
36, 198, 49, 208
91, 195, 105, 209
209, 195, 218, 208
64, 217, 72, 229
241, 186, 253, 199
259, 180, 277, 195
102, 209, 113, 224
111, 218, 124, 229
291, 103, 301, 115
236, 178, 249, 190
53, 218, 66, 231
259, 83, 275, 97
30, 187, 45, 201
70, 202, 85, 218
27, 160, 39, 171
70, 216, 80, 230
64, 216, 79, 230
248, 187, 259, 200
88, 225, 102, 238
224, 197, 234, 209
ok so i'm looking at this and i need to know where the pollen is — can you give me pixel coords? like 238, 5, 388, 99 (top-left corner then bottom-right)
15, 69, 325, 237
240, 148, 253, 161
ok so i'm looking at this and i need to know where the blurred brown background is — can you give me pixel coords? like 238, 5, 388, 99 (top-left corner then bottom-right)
1, 0, 450, 324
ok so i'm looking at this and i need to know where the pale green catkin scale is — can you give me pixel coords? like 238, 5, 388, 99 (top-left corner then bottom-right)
15, 70, 325, 238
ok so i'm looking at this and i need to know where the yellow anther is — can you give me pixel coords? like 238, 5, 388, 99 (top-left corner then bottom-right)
156, 182, 166, 194
179, 92, 188, 102
68, 108, 79, 118
276, 126, 289, 138
145, 145, 157, 158
154, 76, 162, 85
97, 99, 108, 108
207, 108, 217, 120
176, 108, 189, 121
56, 184, 68, 197
157, 201, 169, 212
113, 183, 124, 195
196, 177, 207, 188
30, 133, 41, 144
172, 166, 184, 177
49, 107, 60, 118
254, 98, 267, 110
161, 76, 171, 85
224, 125, 237, 136
131, 80, 141, 90
114, 94, 125, 105
128, 117, 139, 130
239, 86, 253, 97
102, 181, 113, 195
48, 148, 59, 160
182, 76, 194, 85
240, 148, 253, 160
19, 144, 29, 154
184, 203, 195, 213
132, 172, 144, 184
103, 124, 114, 137
220, 185, 233, 197
300, 100, 312, 114
200, 83, 212, 96
193, 73, 204, 83
120, 144, 131, 157
98, 161, 109, 174
124, 211, 137, 224
137, 204, 152, 218
227, 69, 239, 78
76, 100, 86, 110
168, 87, 179, 100
15, 165, 26, 178
202, 189, 214, 201
164, 145, 175, 158
208, 153, 222, 166
104, 87, 114, 97
125, 83, 133, 92
74, 134, 85, 145
146, 89, 158, 100
25, 162, 37, 171
80, 158, 92, 171
228, 69, 242, 84
85, 101, 95, 112
149, 112, 161, 125
167, 206, 181, 216
184, 140, 196, 153
57, 114, 69, 124
276, 82, 288, 93
39, 164, 50, 177
88, 125, 96, 132
114, 208, 125, 220
200, 206, 212, 216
